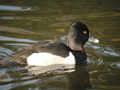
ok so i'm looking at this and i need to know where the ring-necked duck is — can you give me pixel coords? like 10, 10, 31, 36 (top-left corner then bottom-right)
8, 21, 89, 67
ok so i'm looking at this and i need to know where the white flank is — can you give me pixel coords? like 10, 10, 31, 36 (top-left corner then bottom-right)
27, 52, 75, 66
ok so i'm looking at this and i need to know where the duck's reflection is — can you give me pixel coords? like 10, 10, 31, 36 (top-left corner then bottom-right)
67, 65, 91, 90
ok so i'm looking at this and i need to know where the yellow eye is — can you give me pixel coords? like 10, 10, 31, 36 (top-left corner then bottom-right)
83, 31, 87, 34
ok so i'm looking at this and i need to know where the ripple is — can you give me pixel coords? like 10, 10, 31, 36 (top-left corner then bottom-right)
110, 62, 120, 69
5, 43, 32, 47
86, 42, 120, 57
103, 48, 120, 57
88, 36, 99, 44
26, 64, 74, 76
0, 68, 7, 76
0, 5, 31, 11
0, 26, 38, 35
0, 16, 15, 20
0, 47, 14, 59
0, 36, 38, 43
0, 16, 22, 20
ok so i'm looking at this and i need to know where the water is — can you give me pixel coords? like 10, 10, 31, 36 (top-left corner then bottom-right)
0, 0, 120, 89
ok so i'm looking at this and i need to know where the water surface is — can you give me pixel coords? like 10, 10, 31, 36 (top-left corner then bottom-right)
0, 0, 120, 90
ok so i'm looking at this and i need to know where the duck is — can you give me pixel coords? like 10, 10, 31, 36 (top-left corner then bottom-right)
5, 21, 89, 67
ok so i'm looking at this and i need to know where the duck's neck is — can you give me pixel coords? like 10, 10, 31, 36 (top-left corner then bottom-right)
61, 43, 87, 65
71, 50, 87, 65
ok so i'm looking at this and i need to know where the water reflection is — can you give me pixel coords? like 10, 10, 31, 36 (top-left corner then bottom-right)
26, 64, 91, 90
0, 5, 31, 11
0, 16, 17, 20
111, 62, 120, 70
87, 42, 120, 57
0, 46, 14, 60
0, 36, 38, 43
68, 65, 91, 90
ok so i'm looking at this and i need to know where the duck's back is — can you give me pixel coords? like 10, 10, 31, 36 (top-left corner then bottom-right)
10, 40, 69, 66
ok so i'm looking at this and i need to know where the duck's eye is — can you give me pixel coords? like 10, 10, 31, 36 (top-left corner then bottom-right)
82, 31, 87, 34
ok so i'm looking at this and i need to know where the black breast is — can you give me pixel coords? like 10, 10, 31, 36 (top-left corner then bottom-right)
71, 50, 87, 65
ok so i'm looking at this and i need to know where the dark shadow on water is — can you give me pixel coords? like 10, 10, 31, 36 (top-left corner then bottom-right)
67, 65, 91, 90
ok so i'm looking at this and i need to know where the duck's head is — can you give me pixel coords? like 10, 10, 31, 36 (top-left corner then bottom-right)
67, 21, 89, 51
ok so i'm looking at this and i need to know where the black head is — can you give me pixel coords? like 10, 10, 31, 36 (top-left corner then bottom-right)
67, 21, 89, 51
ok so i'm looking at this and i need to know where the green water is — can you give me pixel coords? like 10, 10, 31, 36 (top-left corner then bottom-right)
0, 0, 120, 90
